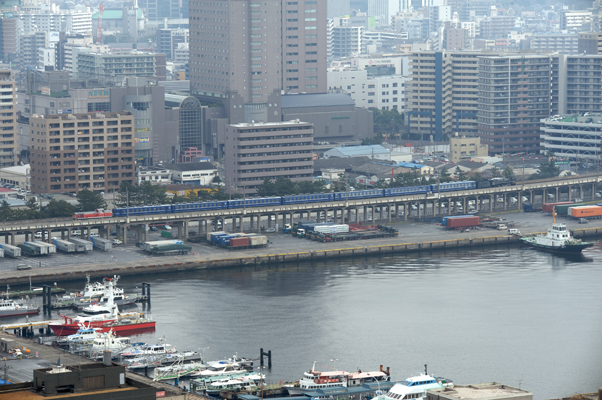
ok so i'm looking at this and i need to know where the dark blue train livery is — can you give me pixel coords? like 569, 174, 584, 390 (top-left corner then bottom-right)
110, 179, 513, 217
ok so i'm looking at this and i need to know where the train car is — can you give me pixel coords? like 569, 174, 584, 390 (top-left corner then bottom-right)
334, 189, 384, 201
172, 201, 228, 213
227, 197, 282, 208
282, 193, 334, 204
112, 205, 172, 217
488, 178, 515, 187
74, 209, 113, 219
432, 181, 477, 193
383, 185, 431, 197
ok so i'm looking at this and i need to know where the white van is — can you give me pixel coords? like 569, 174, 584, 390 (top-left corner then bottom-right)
508, 228, 521, 235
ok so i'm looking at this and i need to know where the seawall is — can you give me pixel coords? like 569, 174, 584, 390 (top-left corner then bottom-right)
3, 226, 601, 286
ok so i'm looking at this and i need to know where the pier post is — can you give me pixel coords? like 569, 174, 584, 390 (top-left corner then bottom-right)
260, 348, 272, 369
43, 285, 49, 315
146, 283, 151, 304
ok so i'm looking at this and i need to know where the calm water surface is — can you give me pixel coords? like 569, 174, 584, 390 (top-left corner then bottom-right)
54, 244, 602, 400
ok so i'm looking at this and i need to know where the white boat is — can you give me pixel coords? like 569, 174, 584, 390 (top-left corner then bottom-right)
119, 338, 173, 358
125, 351, 203, 370
90, 330, 131, 352
374, 372, 453, 400
285, 361, 389, 395
520, 210, 593, 254
78, 275, 106, 299
205, 373, 264, 396
81, 276, 137, 313
65, 327, 100, 345
196, 362, 248, 378
191, 372, 257, 392
0, 293, 39, 318
153, 360, 208, 381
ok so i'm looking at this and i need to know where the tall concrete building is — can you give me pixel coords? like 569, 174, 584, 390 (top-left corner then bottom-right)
368, 0, 401, 26
0, 70, 17, 167
476, 55, 551, 155
552, 54, 602, 116
224, 120, 313, 194
189, 0, 327, 124
29, 112, 136, 194
406, 51, 484, 141
578, 32, 602, 54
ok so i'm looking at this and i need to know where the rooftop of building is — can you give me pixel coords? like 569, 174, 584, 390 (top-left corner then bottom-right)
91, 9, 143, 19
543, 113, 602, 124
427, 383, 532, 400
31, 111, 133, 120
327, 145, 390, 156
281, 93, 355, 109
0, 165, 28, 174
165, 162, 216, 172
229, 120, 313, 128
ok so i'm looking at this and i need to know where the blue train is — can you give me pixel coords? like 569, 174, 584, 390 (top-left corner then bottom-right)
111, 181, 484, 217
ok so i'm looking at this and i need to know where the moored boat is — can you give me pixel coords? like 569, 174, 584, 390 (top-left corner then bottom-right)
373, 371, 453, 400
205, 373, 265, 396
520, 210, 593, 254
0, 287, 39, 318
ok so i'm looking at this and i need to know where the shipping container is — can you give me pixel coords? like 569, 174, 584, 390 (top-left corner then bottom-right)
569, 205, 602, 218
68, 238, 94, 252
34, 241, 57, 254
161, 231, 172, 238
25, 242, 49, 255
89, 236, 112, 251
211, 232, 228, 244
218, 235, 237, 246
141, 240, 184, 252
0, 244, 21, 258
555, 203, 584, 215
230, 237, 250, 247
314, 224, 350, 234
250, 236, 268, 246
52, 238, 75, 253
207, 231, 227, 242
441, 215, 473, 226
542, 201, 573, 213
446, 216, 481, 229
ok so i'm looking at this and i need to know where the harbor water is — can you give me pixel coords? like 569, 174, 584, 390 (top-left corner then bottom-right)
48, 243, 602, 400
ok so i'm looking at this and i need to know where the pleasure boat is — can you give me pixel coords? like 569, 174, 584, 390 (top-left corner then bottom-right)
119, 338, 173, 358
59, 327, 100, 345
90, 330, 131, 352
205, 373, 265, 396
520, 210, 593, 254
78, 275, 106, 299
125, 351, 203, 370
80, 276, 138, 312
285, 362, 389, 396
374, 371, 453, 400
191, 372, 257, 393
0, 292, 39, 318
195, 362, 248, 378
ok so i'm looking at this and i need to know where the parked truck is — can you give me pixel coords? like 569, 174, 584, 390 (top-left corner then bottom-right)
52, 238, 75, 253
90, 236, 112, 251
542, 201, 574, 213
569, 205, 602, 219
145, 243, 192, 256
18, 243, 42, 256
140, 240, 184, 252
282, 224, 292, 234
24, 242, 49, 255
35, 241, 57, 254
445, 216, 481, 229
68, 238, 93, 252
555, 203, 584, 216
0, 244, 21, 258
523, 203, 542, 213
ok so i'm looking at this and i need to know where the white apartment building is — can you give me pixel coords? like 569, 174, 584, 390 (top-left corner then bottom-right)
328, 68, 408, 111
17, 8, 93, 35
38, 47, 55, 69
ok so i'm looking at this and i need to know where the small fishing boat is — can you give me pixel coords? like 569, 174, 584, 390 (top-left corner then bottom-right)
0, 286, 39, 318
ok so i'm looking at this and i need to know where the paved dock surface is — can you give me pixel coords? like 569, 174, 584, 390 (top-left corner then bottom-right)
1, 210, 601, 284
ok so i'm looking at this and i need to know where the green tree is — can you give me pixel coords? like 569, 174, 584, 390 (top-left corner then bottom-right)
41, 200, 76, 218
0, 200, 11, 221
76, 188, 107, 211
473, 172, 483, 183
530, 155, 561, 180
503, 166, 516, 181
116, 181, 169, 207
454, 166, 468, 181
439, 168, 452, 183
274, 177, 296, 195
256, 178, 276, 197
25, 197, 40, 219
490, 166, 501, 178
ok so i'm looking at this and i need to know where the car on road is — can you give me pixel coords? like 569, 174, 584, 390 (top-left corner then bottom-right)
163, 225, 172, 230
149, 226, 158, 231
112, 239, 123, 245
17, 264, 32, 270
264, 228, 276, 233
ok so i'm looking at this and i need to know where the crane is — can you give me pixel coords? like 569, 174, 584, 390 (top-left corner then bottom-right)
97, 2, 104, 44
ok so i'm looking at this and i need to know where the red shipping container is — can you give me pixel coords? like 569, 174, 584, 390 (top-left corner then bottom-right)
542, 201, 573, 213
230, 237, 250, 247
446, 216, 480, 229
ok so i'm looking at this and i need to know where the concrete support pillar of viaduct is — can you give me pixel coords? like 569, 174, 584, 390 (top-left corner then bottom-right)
530, 191, 533, 204
371, 206, 375, 222
10, 233, 14, 245
556, 187, 559, 200
579, 184, 583, 199
403, 203, 408, 221
122, 225, 129, 245
489, 195, 494, 212
503, 193, 507, 211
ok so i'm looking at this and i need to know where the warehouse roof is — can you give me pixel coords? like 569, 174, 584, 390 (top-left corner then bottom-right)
281, 93, 355, 109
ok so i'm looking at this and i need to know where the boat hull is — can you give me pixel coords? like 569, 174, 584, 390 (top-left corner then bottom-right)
520, 239, 593, 254
49, 320, 155, 336
0, 309, 40, 318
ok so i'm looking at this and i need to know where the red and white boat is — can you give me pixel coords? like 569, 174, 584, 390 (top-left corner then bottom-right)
49, 277, 155, 336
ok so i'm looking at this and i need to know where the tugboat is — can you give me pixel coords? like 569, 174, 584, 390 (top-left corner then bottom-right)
520, 209, 593, 254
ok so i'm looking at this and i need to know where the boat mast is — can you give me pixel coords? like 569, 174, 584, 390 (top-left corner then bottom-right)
553, 207, 556, 224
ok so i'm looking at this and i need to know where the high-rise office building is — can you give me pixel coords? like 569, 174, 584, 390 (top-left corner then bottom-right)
552, 54, 602, 116
0, 70, 17, 167
476, 55, 551, 155
189, 0, 326, 124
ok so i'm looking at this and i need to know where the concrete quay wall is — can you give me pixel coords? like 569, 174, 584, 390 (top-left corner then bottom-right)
3, 226, 600, 286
